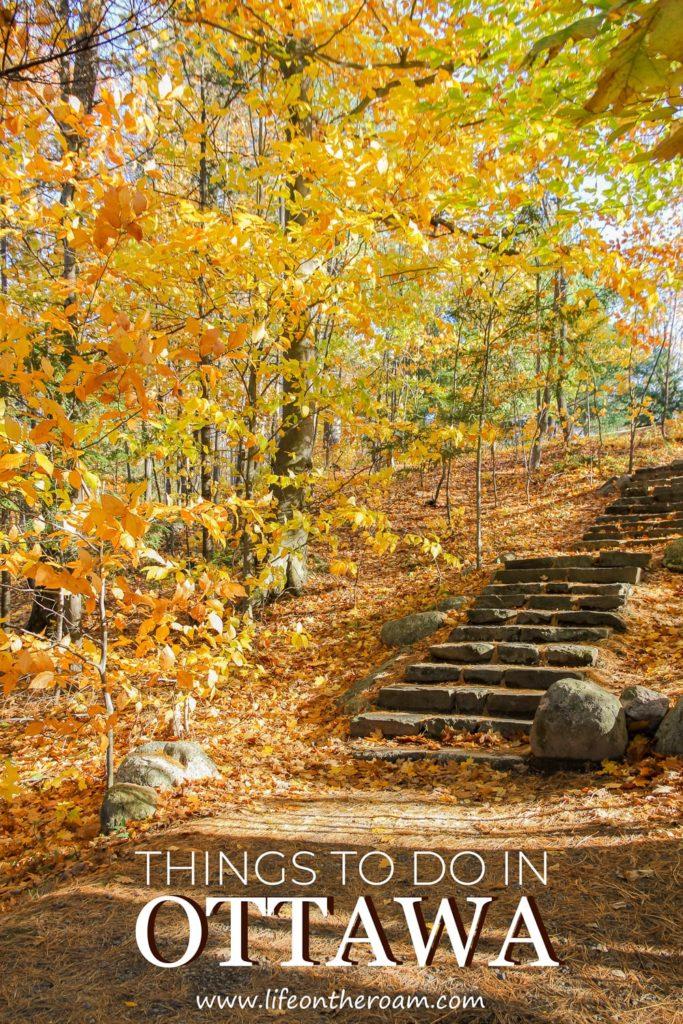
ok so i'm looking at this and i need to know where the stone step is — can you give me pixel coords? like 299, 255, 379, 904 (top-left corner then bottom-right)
631, 460, 683, 476
586, 529, 682, 541
585, 521, 679, 534
449, 624, 611, 643
483, 581, 630, 596
622, 476, 683, 493
377, 684, 544, 717
467, 607, 627, 631
577, 536, 681, 550
500, 552, 649, 569
595, 512, 683, 524
606, 499, 683, 513
622, 489, 683, 502
608, 490, 683, 501
496, 566, 641, 584
501, 554, 594, 569
584, 528, 679, 541
430, 641, 598, 667
474, 593, 626, 611
405, 662, 585, 687
352, 744, 528, 770
349, 710, 532, 740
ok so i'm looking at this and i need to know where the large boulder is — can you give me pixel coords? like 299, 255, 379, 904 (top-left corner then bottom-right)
100, 783, 157, 835
380, 610, 446, 647
662, 538, 683, 573
531, 678, 628, 762
114, 751, 188, 789
654, 696, 683, 756
620, 685, 669, 734
135, 741, 220, 781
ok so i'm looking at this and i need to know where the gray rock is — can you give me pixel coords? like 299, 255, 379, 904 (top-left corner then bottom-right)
654, 696, 683, 756
620, 685, 669, 734
434, 595, 466, 612
531, 678, 628, 762
100, 783, 157, 835
114, 751, 188, 789
663, 538, 683, 573
497, 642, 540, 665
597, 473, 630, 495
136, 741, 220, 781
380, 610, 446, 647
545, 644, 598, 667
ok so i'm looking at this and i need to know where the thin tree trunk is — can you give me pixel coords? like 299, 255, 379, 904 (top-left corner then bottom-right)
97, 558, 114, 790
475, 309, 494, 568
491, 441, 498, 507
269, 47, 316, 595
661, 296, 677, 437
26, 0, 98, 633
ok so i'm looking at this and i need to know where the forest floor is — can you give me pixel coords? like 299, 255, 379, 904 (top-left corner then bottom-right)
1, 427, 682, 1024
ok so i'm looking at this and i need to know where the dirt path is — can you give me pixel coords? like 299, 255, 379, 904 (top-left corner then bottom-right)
1, 786, 680, 1024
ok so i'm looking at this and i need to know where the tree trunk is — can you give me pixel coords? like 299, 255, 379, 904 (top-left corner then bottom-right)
661, 295, 677, 437
26, 0, 98, 633
269, 44, 316, 595
554, 270, 572, 442
529, 275, 547, 472
475, 309, 494, 569
26, 586, 60, 635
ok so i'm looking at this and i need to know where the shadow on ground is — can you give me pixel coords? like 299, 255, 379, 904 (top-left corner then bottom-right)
0, 794, 680, 1024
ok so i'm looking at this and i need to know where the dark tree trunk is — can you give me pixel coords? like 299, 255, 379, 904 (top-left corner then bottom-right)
26, 586, 60, 635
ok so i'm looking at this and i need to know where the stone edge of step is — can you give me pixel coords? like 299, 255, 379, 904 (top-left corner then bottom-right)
350, 744, 529, 770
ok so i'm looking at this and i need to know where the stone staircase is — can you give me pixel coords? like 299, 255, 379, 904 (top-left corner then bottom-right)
350, 461, 683, 769
578, 459, 683, 550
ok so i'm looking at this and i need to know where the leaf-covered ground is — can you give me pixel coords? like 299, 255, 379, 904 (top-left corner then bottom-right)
1, 429, 682, 1023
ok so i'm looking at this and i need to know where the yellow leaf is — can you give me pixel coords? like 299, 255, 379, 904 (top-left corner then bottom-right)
35, 452, 54, 477
0, 760, 20, 801
159, 644, 176, 671
29, 670, 55, 690
207, 611, 223, 634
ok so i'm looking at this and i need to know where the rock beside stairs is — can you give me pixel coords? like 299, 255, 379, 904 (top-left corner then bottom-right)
530, 678, 628, 762
654, 697, 683, 756
663, 537, 683, 572
115, 751, 188, 789
136, 741, 220, 781
620, 685, 669, 734
380, 610, 447, 647
102, 741, 219, 834
100, 783, 157, 835
114, 741, 220, 789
